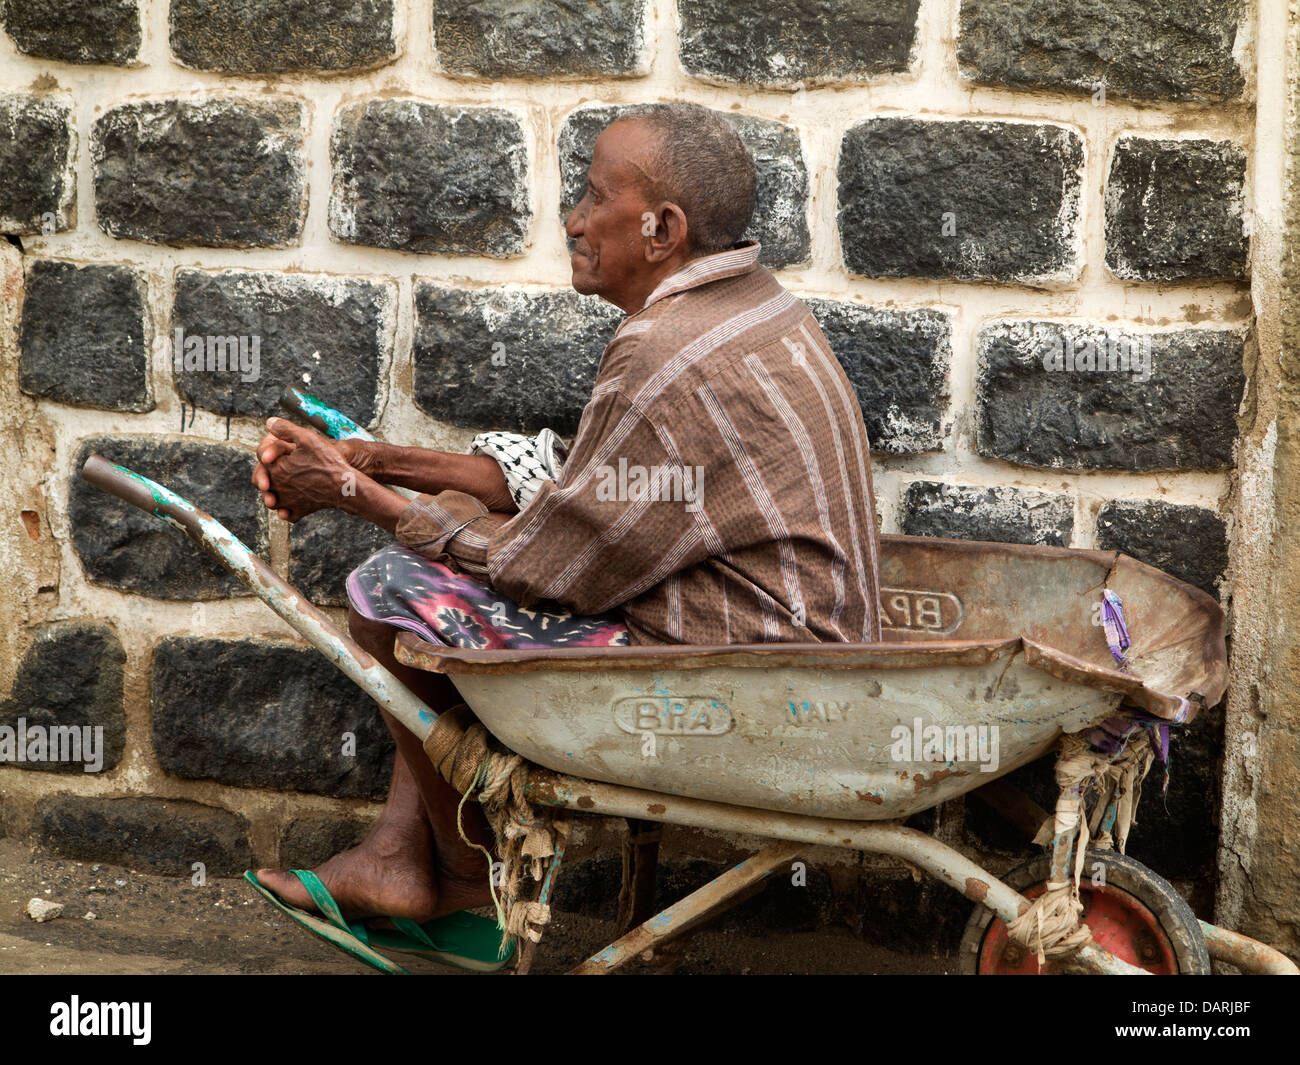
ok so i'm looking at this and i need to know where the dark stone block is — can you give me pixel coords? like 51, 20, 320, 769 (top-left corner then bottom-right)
92, 98, 306, 248
838, 118, 1083, 282
804, 298, 949, 454
413, 282, 620, 435
330, 100, 529, 257
0, 622, 126, 775
1096, 499, 1228, 597
975, 322, 1244, 471
555, 105, 617, 217
958, 0, 1247, 104
3, 0, 140, 64
279, 814, 369, 868
433, 0, 644, 78
68, 437, 267, 600
557, 105, 810, 268
151, 637, 395, 799
678, 0, 919, 85
289, 510, 394, 607
726, 114, 810, 269
33, 795, 253, 876
1105, 137, 1248, 282
901, 481, 1073, 547
19, 260, 152, 412
172, 268, 392, 420
0, 92, 75, 235
170, 0, 395, 73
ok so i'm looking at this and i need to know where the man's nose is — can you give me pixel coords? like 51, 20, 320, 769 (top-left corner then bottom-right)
565, 194, 587, 238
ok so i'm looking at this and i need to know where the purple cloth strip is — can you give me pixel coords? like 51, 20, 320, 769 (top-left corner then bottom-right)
1087, 707, 1187, 794
1101, 590, 1131, 669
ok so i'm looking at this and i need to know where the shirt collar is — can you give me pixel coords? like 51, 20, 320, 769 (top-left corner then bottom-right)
640, 241, 762, 310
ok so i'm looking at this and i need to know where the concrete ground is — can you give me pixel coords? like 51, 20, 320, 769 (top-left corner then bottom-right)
0, 838, 953, 975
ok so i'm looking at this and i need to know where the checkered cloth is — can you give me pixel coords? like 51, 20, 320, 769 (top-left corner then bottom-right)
468, 429, 568, 511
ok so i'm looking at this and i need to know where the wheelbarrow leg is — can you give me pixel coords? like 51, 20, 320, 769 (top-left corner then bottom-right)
641, 873, 776, 974
569, 841, 803, 975
616, 818, 662, 935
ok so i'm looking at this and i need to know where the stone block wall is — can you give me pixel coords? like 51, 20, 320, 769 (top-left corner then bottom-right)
0, 0, 1275, 950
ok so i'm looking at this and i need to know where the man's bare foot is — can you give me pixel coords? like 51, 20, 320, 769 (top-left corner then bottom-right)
255, 850, 436, 924
256, 812, 497, 923
255, 815, 442, 922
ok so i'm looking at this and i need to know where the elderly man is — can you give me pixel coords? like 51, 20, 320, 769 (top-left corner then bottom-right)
248, 103, 882, 946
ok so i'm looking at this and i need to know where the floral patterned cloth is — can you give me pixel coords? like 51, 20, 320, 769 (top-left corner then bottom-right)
346, 543, 630, 650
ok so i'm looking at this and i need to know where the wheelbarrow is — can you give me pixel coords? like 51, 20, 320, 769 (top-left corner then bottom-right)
76, 398, 1298, 975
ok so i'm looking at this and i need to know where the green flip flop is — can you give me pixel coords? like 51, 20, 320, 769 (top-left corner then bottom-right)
244, 869, 515, 975
366, 911, 516, 973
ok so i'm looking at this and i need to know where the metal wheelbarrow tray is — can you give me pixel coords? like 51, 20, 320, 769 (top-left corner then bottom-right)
79, 448, 1296, 976
392, 535, 1227, 822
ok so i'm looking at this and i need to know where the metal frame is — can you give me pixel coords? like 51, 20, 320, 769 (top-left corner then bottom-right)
521, 770, 1146, 974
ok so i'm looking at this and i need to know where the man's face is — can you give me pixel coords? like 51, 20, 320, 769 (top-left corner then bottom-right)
565, 121, 662, 313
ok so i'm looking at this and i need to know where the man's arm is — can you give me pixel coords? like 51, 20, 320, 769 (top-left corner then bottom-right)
393, 389, 710, 616
350, 440, 515, 514
252, 418, 516, 522
252, 397, 704, 617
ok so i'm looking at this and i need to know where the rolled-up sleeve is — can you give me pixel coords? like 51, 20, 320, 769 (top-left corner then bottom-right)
395, 489, 498, 580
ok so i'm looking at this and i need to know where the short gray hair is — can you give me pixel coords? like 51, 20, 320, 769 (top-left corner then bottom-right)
616, 103, 756, 257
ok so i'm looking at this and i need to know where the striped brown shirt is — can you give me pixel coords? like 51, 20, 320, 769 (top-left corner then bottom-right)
396, 242, 882, 646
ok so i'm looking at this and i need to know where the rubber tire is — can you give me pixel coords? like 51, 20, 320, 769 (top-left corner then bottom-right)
959, 848, 1211, 974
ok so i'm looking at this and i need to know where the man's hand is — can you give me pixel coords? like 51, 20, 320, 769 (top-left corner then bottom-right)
252, 418, 367, 523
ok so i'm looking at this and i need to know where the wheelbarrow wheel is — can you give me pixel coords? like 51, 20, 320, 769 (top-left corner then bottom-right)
959, 849, 1211, 974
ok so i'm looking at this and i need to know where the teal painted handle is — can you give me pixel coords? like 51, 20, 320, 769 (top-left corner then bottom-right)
279, 387, 375, 442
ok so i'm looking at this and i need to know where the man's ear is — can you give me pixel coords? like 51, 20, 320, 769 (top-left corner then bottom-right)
642, 202, 689, 264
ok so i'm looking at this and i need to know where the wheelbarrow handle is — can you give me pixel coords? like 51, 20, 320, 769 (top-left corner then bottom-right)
278, 387, 375, 442
79, 454, 436, 741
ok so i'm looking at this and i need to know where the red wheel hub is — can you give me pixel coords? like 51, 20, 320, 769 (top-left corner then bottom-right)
977, 880, 1181, 974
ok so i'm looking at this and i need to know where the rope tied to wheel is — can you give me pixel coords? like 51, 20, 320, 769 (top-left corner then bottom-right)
1007, 727, 1157, 965
421, 704, 559, 950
